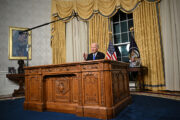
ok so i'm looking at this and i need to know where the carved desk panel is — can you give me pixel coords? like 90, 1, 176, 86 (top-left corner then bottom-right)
24, 60, 131, 119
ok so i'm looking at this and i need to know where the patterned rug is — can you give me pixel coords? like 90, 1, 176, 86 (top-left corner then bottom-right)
131, 91, 180, 101
1, 95, 180, 120
1, 91, 180, 101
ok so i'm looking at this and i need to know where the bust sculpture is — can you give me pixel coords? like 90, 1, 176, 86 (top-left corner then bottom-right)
18, 60, 25, 74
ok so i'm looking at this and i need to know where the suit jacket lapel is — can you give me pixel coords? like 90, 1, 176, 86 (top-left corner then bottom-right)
96, 52, 99, 59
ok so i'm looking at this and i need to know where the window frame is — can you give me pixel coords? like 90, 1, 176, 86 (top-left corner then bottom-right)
111, 11, 133, 62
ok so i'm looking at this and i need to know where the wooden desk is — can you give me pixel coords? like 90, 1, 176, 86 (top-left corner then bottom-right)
128, 67, 148, 91
24, 60, 132, 119
6, 74, 25, 97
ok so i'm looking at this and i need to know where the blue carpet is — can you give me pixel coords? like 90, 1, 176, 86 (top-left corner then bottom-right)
0, 95, 180, 120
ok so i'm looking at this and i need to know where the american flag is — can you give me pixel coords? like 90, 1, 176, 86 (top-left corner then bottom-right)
106, 40, 117, 60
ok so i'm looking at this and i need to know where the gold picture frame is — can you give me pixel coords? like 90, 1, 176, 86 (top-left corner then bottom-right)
8, 26, 32, 60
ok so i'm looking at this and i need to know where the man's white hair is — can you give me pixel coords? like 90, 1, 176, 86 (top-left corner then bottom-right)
92, 43, 99, 49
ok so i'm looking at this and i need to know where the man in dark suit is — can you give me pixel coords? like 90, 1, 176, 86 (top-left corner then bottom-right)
83, 43, 105, 61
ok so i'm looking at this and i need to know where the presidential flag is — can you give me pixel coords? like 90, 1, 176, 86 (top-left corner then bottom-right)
106, 40, 117, 60
129, 32, 140, 58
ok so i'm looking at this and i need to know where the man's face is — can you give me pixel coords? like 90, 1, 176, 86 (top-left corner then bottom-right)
91, 43, 98, 53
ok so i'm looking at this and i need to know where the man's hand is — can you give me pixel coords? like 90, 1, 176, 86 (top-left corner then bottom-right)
83, 53, 88, 61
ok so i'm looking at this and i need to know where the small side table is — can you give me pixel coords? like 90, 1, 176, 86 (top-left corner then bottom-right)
128, 67, 148, 91
6, 74, 25, 97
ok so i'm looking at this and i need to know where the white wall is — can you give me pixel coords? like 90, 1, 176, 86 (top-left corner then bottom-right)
0, 0, 52, 96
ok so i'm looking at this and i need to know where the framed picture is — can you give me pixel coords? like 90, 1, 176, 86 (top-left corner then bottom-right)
8, 26, 32, 60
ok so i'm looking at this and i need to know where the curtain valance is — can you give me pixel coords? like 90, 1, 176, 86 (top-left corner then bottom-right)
52, 0, 160, 20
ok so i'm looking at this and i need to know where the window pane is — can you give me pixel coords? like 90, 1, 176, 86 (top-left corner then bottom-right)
112, 10, 133, 63
121, 33, 128, 43
120, 45, 129, 56
121, 21, 127, 33
122, 57, 129, 62
120, 11, 127, 21
114, 34, 120, 44
127, 13, 133, 19
128, 20, 133, 30
113, 23, 120, 33
113, 13, 119, 22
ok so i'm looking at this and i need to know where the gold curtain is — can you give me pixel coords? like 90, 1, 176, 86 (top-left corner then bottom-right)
53, 0, 141, 19
51, 0, 165, 91
51, 19, 66, 64
133, 1, 165, 91
51, 0, 142, 64
51, 0, 66, 64
89, 14, 109, 54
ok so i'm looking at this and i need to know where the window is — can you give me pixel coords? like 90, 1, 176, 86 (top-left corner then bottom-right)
112, 11, 134, 62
